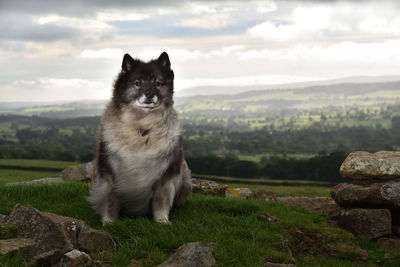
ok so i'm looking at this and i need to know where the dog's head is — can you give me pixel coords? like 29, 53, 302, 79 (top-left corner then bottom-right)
112, 52, 174, 111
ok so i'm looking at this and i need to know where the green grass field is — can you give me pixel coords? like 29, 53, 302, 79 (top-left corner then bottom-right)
0, 169, 60, 186
1, 182, 399, 266
0, 159, 76, 169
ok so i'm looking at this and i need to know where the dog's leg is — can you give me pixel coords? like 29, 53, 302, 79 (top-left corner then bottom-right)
174, 161, 192, 207
152, 179, 176, 224
88, 174, 119, 225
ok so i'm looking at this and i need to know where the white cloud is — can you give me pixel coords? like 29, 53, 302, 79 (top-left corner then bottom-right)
80, 48, 123, 60
35, 15, 112, 32
96, 10, 150, 21
248, 2, 400, 43
178, 13, 233, 29
255, 0, 277, 14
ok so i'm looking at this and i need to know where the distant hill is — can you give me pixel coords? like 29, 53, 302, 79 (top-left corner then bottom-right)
176, 75, 400, 97
0, 78, 400, 118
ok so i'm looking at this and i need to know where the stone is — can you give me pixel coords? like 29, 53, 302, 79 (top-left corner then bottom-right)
393, 225, 400, 236
247, 190, 277, 200
264, 263, 296, 267
92, 260, 113, 267
0, 238, 36, 257
157, 242, 216, 267
330, 208, 392, 239
277, 197, 340, 216
258, 213, 278, 222
78, 223, 116, 252
61, 162, 93, 182
331, 181, 400, 210
191, 178, 227, 196
5, 177, 63, 186
353, 247, 368, 261
340, 151, 400, 180
60, 249, 92, 267
225, 188, 252, 198
377, 237, 400, 251
2, 204, 115, 264
31, 249, 63, 266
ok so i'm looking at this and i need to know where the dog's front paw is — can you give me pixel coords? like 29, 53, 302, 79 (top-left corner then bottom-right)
155, 217, 172, 225
102, 215, 115, 226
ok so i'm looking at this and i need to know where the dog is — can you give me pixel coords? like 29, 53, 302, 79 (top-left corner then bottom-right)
88, 52, 192, 225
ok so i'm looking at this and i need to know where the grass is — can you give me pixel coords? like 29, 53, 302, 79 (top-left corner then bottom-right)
0, 169, 60, 186
0, 182, 400, 266
0, 159, 76, 169
236, 153, 316, 162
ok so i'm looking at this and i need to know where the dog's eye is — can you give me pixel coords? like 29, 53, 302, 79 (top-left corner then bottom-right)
134, 81, 141, 87
155, 81, 161, 88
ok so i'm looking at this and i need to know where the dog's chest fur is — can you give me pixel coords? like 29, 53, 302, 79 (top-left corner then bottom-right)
101, 107, 182, 214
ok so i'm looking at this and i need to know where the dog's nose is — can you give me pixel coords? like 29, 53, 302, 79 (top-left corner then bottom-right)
145, 91, 154, 98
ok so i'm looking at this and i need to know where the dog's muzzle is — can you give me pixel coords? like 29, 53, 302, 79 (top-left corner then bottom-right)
136, 94, 160, 109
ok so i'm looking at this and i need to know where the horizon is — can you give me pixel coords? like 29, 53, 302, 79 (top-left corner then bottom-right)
1, 0, 400, 101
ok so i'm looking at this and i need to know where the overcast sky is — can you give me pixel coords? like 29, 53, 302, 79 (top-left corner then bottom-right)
1, 0, 400, 101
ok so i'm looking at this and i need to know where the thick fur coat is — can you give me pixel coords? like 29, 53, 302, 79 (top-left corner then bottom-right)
88, 52, 192, 225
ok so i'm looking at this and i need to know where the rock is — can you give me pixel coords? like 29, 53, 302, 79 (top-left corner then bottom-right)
247, 190, 277, 200
157, 242, 216, 267
0, 238, 36, 257
78, 223, 116, 252
92, 260, 113, 267
330, 208, 391, 239
277, 197, 340, 216
61, 162, 93, 182
377, 237, 400, 251
5, 177, 63, 186
264, 263, 296, 267
2, 204, 115, 264
258, 213, 278, 222
393, 225, 400, 236
0, 214, 7, 226
31, 249, 63, 266
340, 151, 400, 180
60, 249, 92, 267
191, 178, 227, 196
225, 188, 252, 198
331, 181, 400, 210
353, 247, 368, 261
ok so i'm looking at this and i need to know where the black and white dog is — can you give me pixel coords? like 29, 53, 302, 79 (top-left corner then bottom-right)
89, 52, 191, 225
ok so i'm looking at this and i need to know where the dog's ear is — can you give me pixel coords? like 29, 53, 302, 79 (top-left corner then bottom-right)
157, 52, 171, 70
122, 53, 135, 72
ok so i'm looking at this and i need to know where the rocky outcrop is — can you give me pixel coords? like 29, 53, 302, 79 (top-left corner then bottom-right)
331, 181, 400, 210
0, 238, 37, 257
340, 151, 400, 180
6, 177, 63, 186
331, 151, 400, 241
60, 249, 92, 267
377, 237, 400, 251
247, 190, 277, 200
191, 178, 227, 196
61, 162, 93, 182
330, 208, 392, 239
0, 204, 115, 265
157, 242, 216, 267
225, 188, 252, 198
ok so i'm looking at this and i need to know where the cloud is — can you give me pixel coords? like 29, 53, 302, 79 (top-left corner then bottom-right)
80, 48, 123, 59
178, 13, 233, 30
248, 1, 400, 43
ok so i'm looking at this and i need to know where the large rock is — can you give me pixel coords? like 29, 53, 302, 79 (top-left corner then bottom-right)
377, 237, 400, 251
331, 181, 400, 210
1, 204, 115, 264
0, 238, 37, 257
330, 208, 392, 239
247, 190, 277, 200
191, 178, 227, 196
157, 242, 216, 267
340, 151, 400, 180
61, 162, 93, 182
277, 197, 339, 216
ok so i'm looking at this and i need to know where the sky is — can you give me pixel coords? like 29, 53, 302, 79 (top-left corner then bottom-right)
1, 0, 400, 101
